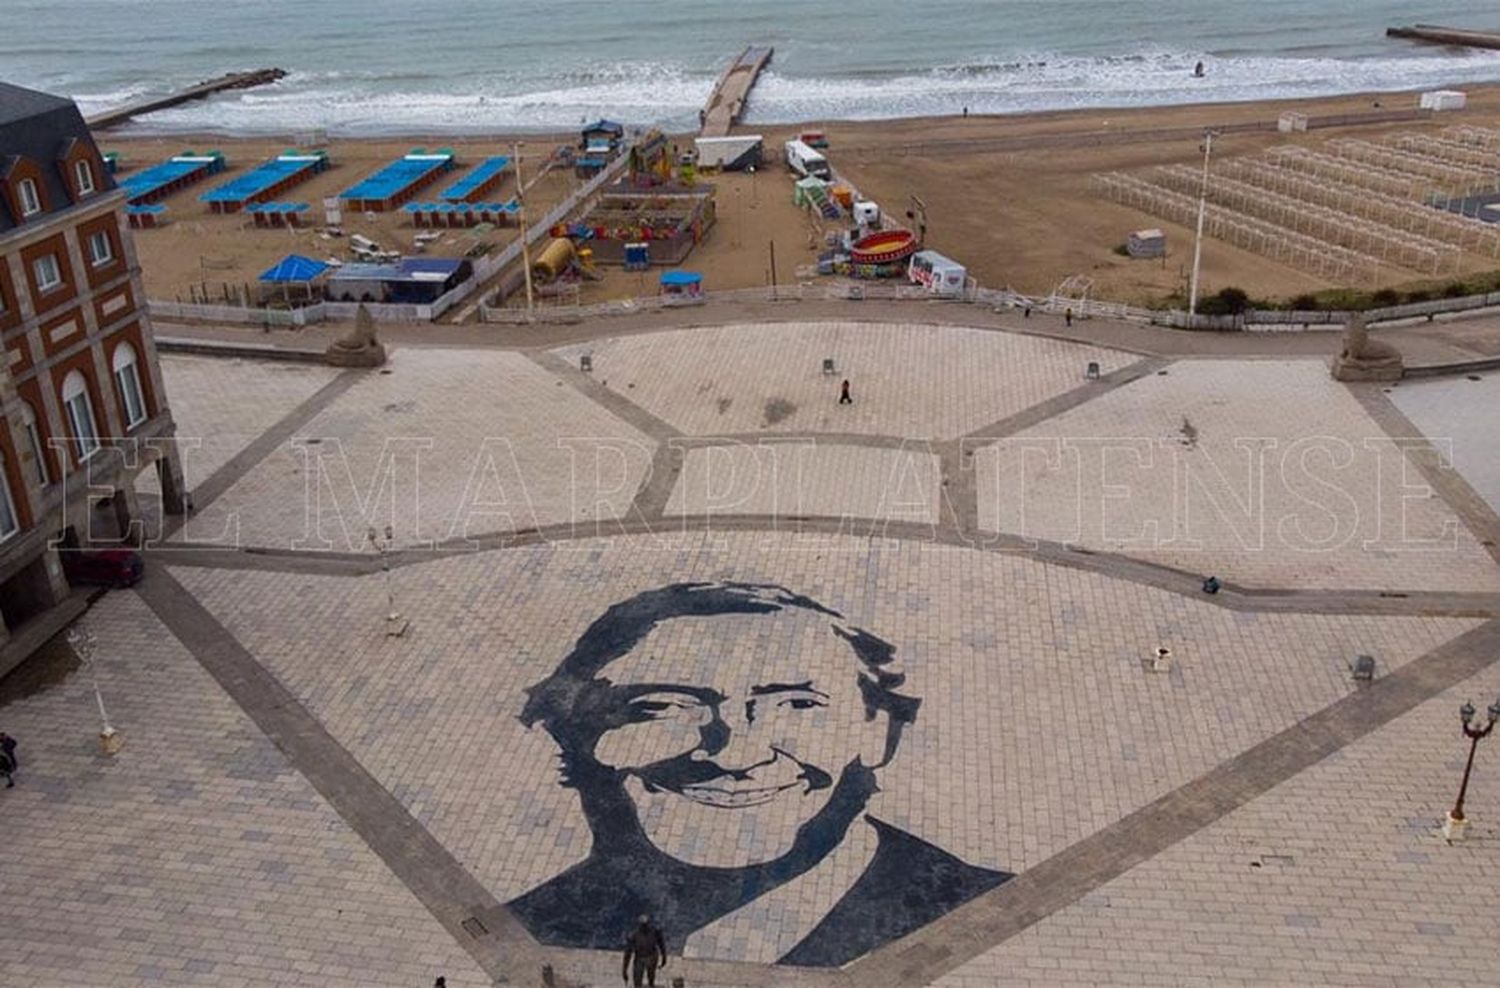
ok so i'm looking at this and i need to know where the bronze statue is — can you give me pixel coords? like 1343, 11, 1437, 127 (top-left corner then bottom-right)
1330, 312, 1402, 381
325, 304, 387, 367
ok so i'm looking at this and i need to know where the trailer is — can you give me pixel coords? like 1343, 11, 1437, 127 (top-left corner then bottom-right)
908, 250, 967, 297
694, 135, 764, 171
784, 139, 831, 180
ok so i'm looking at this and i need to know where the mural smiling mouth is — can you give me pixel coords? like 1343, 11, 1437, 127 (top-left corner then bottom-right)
678, 780, 802, 808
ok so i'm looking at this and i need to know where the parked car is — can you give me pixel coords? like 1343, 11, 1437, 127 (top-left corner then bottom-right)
60, 548, 144, 588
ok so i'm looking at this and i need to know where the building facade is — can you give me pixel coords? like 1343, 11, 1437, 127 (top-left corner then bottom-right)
0, 82, 184, 658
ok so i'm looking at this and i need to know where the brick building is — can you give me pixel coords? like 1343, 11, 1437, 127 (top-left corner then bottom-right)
0, 82, 184, 664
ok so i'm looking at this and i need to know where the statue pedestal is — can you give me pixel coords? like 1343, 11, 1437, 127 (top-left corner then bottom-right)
1329, 354, 1403, 382
326, 340, 387, 367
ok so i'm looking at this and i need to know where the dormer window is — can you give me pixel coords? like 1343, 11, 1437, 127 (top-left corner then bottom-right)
75, 159, 95, 195
18, 177, 41, 216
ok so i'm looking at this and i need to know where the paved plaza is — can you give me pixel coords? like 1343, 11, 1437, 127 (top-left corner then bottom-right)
4, 315, 1499, 986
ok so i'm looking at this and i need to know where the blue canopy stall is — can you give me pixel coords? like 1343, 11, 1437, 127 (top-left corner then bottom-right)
258, 253, 332, 305
659, 269, 703, 301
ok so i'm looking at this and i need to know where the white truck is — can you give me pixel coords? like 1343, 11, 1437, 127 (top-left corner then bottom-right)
784, 139, 831, 180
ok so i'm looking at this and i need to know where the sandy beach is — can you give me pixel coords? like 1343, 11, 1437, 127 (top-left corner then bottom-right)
101, 82, 1500, 309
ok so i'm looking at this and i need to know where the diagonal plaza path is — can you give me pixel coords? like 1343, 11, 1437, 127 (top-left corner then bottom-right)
4, 312, 1499, 987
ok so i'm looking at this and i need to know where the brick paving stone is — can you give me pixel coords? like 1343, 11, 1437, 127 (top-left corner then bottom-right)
666, 443, 943, 526
974, 359, 1500, 591
0, 592, 488, 987
169, 533, 1478, 967
174, 347, 657, 551
138, 355, 340, 494
552, 322, 1136, 440
930, 665, 1500, 988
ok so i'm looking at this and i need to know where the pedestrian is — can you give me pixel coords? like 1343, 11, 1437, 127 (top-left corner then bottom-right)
838, 379, 853, 405
1023, 304, 1031, 318
962, 105, 969, 118
622, 914, 667, 987
1064, 307, 1073, 327
0, 731, 15, 788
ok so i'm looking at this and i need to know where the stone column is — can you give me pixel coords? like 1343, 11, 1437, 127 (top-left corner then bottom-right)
112, 483, 141, 545
156, 450, 187, 516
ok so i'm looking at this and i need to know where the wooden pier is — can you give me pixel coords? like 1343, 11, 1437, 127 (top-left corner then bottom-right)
700, 46, 773, 137
86, 69, 287, 130
1387, 24, 1500, 51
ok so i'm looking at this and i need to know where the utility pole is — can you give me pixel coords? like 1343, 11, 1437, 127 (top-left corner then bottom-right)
768, 240, 778, 300
513, 141, 534, 316
1188, 130, 1215, 317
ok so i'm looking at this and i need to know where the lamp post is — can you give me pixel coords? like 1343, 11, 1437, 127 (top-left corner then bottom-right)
366, 525, 409, 637
512, 141, 534, 317
1443, 698, 1500, 842
1188, 130, 1216, 317
68, 627, 123, 755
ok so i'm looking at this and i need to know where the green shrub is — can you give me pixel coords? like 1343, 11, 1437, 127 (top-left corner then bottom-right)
1112, 244, 1130, 257
1199, 286, 1250, 315
1289, 293, 1320, 311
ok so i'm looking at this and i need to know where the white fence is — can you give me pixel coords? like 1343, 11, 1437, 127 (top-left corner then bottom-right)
148, 300, 326, 326
477, 279, 1162, 325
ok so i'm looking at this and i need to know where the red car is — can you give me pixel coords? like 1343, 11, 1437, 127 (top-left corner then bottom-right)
60, 548, 144, 588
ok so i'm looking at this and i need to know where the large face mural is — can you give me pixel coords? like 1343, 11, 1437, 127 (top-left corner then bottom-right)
510, 582, 1011, 967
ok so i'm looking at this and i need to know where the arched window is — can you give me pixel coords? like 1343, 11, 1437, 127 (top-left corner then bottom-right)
0, 448, 19, 540
61, 370, 99, 459
20, 401, 49, 486
112, 342, 146, 427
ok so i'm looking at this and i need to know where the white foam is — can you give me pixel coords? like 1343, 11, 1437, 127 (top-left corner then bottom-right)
109, 49, 1500, 137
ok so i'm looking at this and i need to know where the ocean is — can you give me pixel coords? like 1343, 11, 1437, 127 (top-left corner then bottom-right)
7, 0, 1500, 135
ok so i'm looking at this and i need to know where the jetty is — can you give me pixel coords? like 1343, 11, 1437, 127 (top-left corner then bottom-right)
1386, 24, 1500, 51
700, 46, 773, 136
86, 69, 287, 129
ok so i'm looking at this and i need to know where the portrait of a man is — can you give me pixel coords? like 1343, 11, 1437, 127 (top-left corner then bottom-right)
509, 581, 1011, 967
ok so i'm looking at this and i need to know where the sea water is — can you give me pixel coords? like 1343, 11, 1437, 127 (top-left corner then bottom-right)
7, 0, 1500, 135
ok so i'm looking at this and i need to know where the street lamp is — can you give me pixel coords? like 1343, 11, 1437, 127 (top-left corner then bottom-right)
1443, 698, 1500, 842
1188, 130, 1217, 317
68, 627, 123, 755
512, 140, 534, 317
366, 525, 409, 637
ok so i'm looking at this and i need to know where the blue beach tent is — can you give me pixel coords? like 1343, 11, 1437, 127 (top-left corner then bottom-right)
260, 254, 331, 282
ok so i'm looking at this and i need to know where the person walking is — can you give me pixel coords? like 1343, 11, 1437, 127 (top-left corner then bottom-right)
1064, 307, 1073, 327
0, 731, 15, 788
622, 915, 667, 987
838, 379, 853, 405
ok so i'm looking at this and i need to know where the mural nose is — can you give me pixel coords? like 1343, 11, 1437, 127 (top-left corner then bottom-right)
715, 723, 773, 773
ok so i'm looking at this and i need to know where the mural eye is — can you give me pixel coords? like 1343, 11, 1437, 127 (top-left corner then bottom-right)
630, 697, 703, 721
778, 697, 827, 711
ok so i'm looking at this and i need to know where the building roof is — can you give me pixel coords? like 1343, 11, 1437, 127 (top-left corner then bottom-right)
0, 81, 116, 235
329, 257, 467, 283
